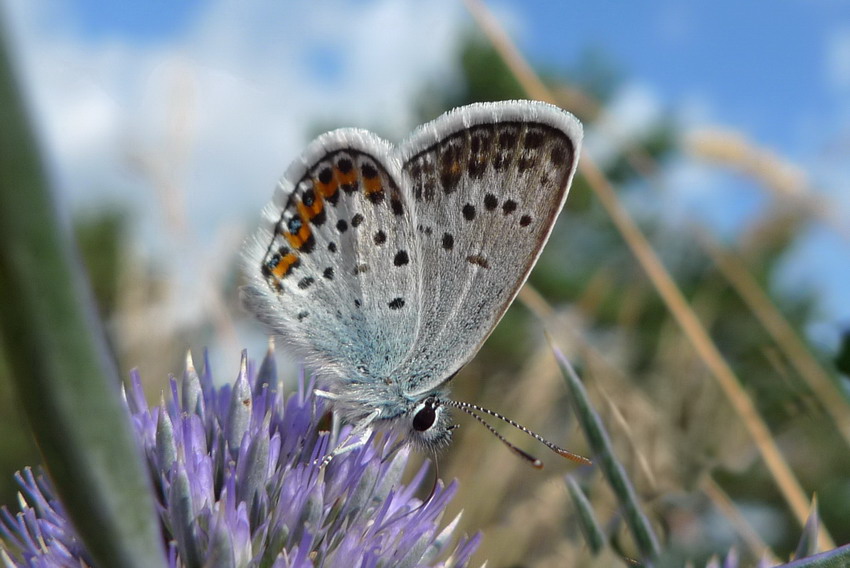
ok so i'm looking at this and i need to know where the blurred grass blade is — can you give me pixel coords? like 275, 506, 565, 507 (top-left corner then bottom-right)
564, 475, 606, 554
697, 231, 850, 451
551, 341, 660, 562
779, 544, 850, 567
465, 0, 832, 549
700, 476, 777, 563
0, 21, 166, 567
794, 497, 820, 561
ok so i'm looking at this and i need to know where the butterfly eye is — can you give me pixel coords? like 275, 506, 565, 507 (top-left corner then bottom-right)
412, 402, 437, 432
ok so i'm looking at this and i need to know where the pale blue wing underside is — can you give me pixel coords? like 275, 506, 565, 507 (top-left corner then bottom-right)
394, 102, 582, 395
242, 100, 582, 398
241, 130, 422, 384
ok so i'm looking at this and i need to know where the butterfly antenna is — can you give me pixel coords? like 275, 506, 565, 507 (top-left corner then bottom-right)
380, 437, 407, 464
445, 400, 592, 466
447, 402, 544, 468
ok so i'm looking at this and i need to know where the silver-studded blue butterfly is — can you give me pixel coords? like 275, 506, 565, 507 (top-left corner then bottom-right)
242, 100, 588, 468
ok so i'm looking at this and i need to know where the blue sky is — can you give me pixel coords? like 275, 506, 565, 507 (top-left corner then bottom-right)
559, 2, 849, 160
4, 0, 849, 355
45, 0, 207, 43
46, 1, 850, 154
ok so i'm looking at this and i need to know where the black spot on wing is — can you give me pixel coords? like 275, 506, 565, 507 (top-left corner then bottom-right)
462, 204, 476, 221
361, 163, 378, 179
393, 250, 409, 267
337, 157, 353, 173
442, 233, 454, 251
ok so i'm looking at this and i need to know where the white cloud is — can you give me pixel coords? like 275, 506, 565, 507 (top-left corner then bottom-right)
584, 82, 663, 168
654, 1, 694, 47
5, 0, 468, 249
773, 223, 850, 350
2, 0, 471, 357
826, 27, 850, 94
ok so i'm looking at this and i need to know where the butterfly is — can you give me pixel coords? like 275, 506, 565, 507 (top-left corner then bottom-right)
242, 100, 588, 468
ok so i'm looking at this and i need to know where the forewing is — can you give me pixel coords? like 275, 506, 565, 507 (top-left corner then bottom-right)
394, 101, 582, 395
241, 129, 421, 381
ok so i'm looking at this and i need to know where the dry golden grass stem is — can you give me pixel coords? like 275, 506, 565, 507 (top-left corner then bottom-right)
518, 285, 660, 494
486, 477, 571, 566
698, 229, 850, 449
125, 68, 241, 358
463, 0, 551, 101
438, 343, 581, 567
585, 113, 834, 554
464, 0, 834, 549
467, 0, 666, 183
686, 130, 850, 245
596, 382, 659, 493
686, 130, 808, 199
701, 475, 778, 563
461, 361, 551, 518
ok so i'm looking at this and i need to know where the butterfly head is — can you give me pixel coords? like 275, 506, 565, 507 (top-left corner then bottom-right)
404, 395, 456, 452
322, 378, 456, 454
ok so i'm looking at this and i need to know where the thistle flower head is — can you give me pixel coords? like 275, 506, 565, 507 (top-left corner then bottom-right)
1, 347, 480, 567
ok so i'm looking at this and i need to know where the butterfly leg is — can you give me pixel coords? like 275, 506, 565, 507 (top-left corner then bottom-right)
317, 408, 381, 468
314, 389, 338, 400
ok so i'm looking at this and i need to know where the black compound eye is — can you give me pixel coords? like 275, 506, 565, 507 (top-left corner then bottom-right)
412, 403, 437, 432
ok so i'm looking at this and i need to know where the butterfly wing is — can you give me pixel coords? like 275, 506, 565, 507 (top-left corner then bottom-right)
393, 101, 582, 396
241, 129, 422, 382
242, 101, 582, 403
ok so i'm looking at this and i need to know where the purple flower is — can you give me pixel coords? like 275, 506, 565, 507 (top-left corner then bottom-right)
1, 346, 480, 567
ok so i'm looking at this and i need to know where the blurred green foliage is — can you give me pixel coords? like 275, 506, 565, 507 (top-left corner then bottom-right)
0, 208, 128, 507
74, 209, 129, 321
836, 331, 850, 377
2, 27, 848, 567
0, 351, 40, 508
412, 34, 850, 565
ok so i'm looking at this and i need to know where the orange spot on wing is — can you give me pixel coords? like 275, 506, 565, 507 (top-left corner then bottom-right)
298, 197, 324, 220
272, 252, 299, 279
285, 231, 302, 249
297, 200, 325, 224
364, 176, 382, 195
336, 168, 357, 186
314, 178, 338, 199
298, 223, 311, 243
296, 201, 310, 219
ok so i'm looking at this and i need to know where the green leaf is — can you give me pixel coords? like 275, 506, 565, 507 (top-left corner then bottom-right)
0, 23, 166, 567
552, 341, 660, 563
565, 474, 607, 554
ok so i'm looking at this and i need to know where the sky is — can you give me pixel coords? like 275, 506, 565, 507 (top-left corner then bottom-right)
3, 0, 849, 359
